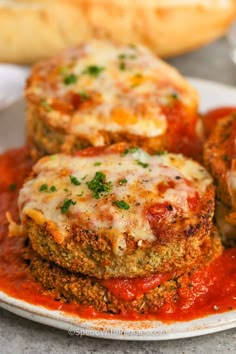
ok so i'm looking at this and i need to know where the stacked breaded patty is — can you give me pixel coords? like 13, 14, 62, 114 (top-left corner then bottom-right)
25, 40, 199, 158
11, 40, 225, 315
14, 144, 222, 314
28, 228, 222, 314
204, 114, 236, 244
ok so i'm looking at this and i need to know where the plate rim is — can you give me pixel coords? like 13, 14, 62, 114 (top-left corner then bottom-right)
1, 290, 236, 341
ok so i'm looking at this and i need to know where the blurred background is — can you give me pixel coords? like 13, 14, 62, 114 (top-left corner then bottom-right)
0, 0, 236, 106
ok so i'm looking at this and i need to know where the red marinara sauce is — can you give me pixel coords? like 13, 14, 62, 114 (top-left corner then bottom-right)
0, 146, 236, 322
202, 106, 236, 137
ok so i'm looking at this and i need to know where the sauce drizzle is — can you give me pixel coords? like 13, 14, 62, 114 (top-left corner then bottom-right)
0, 146, 235, 322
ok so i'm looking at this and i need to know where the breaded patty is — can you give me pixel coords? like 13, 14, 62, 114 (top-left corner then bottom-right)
25, 40, 199, 158
204, 114, 236, 243
28, 228, 222, 315
16, 144, 215, 279
204, 114, 236, 209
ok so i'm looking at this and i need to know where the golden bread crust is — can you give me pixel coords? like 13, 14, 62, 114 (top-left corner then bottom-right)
0, 0, 235, 64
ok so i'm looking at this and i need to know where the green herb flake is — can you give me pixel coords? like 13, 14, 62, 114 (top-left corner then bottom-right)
60, 198, 77, 214
118, 178, 128, 185
39, 184, 57, 193
9, 183, 17, 191
64, 73, 78, 85
112, 200, 130, 210
39, 184, 48, 192
118, 53, 136, 60
129, 147, 139, 153
136, 160, 149, 168
78, 91, 91, 100
155, 150, 167, 156
119, 62, 126, 71
69, 175, 81, 186
122, 149, 129, 156
118, 54, 126, 60
82, 65, 105, 78
171, 93, 179, 100
77, 192, 84, 197
94, 162, 102, 166
86, 171, 112, 199
222, 154, 230, 161
41, 100, 53, 112
122, 147, 138, 156
50, 185, 57, 192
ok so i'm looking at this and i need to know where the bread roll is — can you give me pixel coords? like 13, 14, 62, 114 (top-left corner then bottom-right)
0, 0, 235, 64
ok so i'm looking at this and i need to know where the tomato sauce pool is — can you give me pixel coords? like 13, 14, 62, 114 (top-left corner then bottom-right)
0, 146, 236, 322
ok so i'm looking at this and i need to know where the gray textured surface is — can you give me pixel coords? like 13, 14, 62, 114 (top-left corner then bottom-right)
168, 37, 236, 85
0, 37, 236, 353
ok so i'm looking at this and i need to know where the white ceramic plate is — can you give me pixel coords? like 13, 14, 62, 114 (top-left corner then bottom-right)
0, 77, 236, 340
0, 65, 29, 111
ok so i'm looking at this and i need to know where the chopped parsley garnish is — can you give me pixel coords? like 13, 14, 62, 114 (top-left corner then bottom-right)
77, 192, 84, 197
41, 100, 53, 112
39, 184, 48, 192
118, 178, 127, 185
136, 160, 149, 168
222, 154, 230, 161
171, 93, 179, 100
122, 149, 129, 156
78, 91, 91, 100
130, 147, 139, 153
81, 175, 88, 180
155, 150, 167, 156
69, 175, 81, 186
82, 65, 104, 78
119, 62, 126, 70
60, 198, 77, 214
118, 53, 136, 60
50, 185, 57, 192
118, 54, 126, 60
112, 200, 130, 210
122, 147, 138, 156
118, 53, 136, 70
9, 183, 17, 191
86, 171, 112, 199
94, 162, 102, 166
39, 184, 57, 193
64, 73, 77, 85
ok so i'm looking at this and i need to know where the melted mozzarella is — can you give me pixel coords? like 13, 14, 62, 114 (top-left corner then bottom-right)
18, 149, 212, 254
29, 40, 198, 145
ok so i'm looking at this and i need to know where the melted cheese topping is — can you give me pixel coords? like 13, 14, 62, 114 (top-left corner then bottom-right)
27, 40, 198, 145
18, 148, 212, 254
